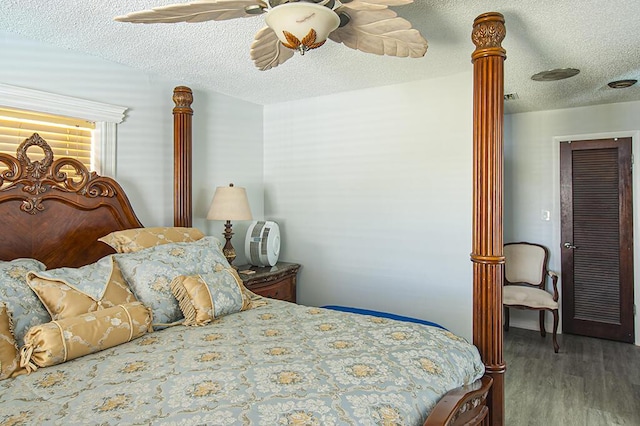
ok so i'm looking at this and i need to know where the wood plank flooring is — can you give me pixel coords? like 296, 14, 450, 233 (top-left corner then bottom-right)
504, 327, 640, 426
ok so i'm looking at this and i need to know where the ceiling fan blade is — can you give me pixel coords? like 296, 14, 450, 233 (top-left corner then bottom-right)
250, 26, 295, 71
329, 7, 427, 57
114, 0, 267, 23
339, 0, 413, 11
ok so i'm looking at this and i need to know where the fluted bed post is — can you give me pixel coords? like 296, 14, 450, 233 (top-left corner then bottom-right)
173, 86, 193, 227
471, 12, 506, 426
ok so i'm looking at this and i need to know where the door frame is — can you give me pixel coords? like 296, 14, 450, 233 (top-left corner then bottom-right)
551, 130, 639, 345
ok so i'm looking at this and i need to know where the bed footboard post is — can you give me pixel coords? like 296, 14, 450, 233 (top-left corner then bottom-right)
173, 86, 193, 227
470, 12, 506, 426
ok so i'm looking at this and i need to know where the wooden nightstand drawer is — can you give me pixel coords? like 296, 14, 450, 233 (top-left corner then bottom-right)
237, 262, 300, 303
251, 278, 292, 301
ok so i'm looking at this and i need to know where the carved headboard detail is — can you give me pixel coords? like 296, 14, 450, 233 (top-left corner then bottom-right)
0, 133, 143, 268
1, 133, 118, 214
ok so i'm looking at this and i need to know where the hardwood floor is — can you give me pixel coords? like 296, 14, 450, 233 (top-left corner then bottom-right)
504, 327, 640, 425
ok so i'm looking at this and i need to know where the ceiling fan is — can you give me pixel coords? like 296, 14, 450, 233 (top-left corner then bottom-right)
115, 0, 428, 71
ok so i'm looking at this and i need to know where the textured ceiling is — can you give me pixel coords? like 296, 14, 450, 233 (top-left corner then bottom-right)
1, 0, 639, 113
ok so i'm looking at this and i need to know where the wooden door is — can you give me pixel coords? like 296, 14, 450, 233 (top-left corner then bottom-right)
560, 137, 634, 342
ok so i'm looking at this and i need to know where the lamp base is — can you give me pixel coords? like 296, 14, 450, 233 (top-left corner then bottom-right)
222, 220, 237, 268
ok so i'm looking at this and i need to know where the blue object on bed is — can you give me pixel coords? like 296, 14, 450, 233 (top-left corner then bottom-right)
321, 305, 446, 330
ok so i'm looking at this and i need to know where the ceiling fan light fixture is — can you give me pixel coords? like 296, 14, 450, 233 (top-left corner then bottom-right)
265, 2, 340, 54
115, 0, 427, 70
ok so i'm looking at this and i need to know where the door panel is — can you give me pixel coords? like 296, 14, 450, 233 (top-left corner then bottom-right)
560, 137, 634, 342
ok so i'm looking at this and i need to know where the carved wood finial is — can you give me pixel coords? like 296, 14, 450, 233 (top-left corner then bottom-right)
17, 133, 54, 179
471, 12, 506, 61
172, 86, 194, 114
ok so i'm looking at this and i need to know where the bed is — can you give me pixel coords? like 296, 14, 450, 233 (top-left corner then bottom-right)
0, 11, 506, 426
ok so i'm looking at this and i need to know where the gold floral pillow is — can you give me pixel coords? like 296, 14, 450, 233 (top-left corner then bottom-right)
0, 304, 22, 380
26, 256, 137, 321
99, 227, 205, 253
171, 269, 254, 326
20, 302, 152, 372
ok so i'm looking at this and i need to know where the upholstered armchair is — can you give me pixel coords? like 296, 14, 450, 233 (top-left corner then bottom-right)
503, 242, 560, 353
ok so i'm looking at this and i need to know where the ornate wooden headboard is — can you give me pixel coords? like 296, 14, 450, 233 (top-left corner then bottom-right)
0, 133, 142, 268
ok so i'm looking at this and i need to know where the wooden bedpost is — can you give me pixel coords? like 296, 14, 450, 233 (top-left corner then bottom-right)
173, 86, 193, 227
471, 12, 506, 426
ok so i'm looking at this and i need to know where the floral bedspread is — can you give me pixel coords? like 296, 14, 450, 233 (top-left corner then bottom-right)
0, 299, 484, 425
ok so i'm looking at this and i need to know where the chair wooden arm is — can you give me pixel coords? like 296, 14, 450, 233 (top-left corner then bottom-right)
547, 270, 559, 301
423, 375, 492, 426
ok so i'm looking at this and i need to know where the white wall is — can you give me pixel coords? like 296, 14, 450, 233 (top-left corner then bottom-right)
264, 72, 474, 339
190, 90, 264, 266
0, 32, 263, 264
505, 100, 640, 344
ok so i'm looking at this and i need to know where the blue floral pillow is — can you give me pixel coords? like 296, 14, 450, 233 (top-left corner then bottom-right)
0, 258, 50, 346
115, 237, 229, 328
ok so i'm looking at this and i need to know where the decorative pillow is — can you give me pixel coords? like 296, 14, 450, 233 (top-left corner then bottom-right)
26, 256, 137, 321
171, 269, 251, 326
20, 302, 152, 372
115, 237, 230, 328
99, 227, 205, 253
0, 258, 50, 346
0, 304, 22, 380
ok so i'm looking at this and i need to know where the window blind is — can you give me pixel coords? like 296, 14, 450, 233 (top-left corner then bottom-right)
0, 107, 95, 174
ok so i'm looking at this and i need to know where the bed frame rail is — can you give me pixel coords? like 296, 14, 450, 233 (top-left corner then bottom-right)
424, 376, 493, 426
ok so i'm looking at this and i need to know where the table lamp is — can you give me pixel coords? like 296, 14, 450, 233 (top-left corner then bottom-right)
206, 183, 252, 267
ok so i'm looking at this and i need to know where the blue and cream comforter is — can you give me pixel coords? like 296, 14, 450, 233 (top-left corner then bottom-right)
0, 299, 484, 425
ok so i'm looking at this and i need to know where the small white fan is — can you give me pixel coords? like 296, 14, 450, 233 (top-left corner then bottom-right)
245, 220, 281, 266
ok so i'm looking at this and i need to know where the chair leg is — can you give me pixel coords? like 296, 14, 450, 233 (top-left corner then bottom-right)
504, 307, 510, 332
539, 310, 546, 337
552, 309, 559, 353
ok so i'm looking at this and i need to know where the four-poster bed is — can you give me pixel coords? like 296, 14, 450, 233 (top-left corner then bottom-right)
0, 12, 506, 426
171, 12, 509, 422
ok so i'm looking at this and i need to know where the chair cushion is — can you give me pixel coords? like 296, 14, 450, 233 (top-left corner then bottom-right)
504, 285, 558, 309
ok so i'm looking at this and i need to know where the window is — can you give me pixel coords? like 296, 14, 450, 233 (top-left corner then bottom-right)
0, 107, 95, 173
0, 84, 127, 177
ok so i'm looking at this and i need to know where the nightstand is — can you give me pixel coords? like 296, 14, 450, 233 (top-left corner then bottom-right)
237, 262, 300, 303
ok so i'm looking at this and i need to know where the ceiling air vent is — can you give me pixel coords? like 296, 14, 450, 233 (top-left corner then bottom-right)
607, 79, 637, 89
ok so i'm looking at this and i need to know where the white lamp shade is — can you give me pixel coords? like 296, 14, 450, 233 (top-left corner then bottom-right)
265, 3, 340, 50
207, 185, 253, 221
